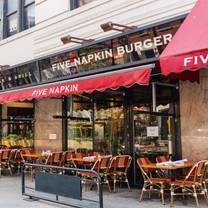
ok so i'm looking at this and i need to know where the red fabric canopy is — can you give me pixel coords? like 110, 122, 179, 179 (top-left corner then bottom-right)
0, 66, 152, 104
160, 0, 208, 76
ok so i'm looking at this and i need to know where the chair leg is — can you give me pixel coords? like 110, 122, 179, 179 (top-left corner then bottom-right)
170, 186, 174, 207
203, 182, 208, 203
193, 186, 200, 208
113, 175, 116, 193
124, 174, 131, 192
18, 164, 20, 175
160, 184, 165, 205
149, 185, 153, 199
105, 175, 111, 192
139, 182, 146, 202
8, 166, 12, 176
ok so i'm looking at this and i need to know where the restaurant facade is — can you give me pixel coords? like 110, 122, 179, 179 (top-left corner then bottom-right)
0, 0, 207, 185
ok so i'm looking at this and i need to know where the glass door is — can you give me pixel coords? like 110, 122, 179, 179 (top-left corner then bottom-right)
132, 107, 175, 186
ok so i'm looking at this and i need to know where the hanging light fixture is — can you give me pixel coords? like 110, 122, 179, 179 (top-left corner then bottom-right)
61, 35, 94, 44
100, 21, 137, 32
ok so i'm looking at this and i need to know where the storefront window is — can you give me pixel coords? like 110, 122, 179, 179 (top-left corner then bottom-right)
94, 91, 124, 155
67, 94, 93, 152
0, 62, 40, 90
67, 91, 125, 155
0, 101, 34, 148
134, 112, 170, 156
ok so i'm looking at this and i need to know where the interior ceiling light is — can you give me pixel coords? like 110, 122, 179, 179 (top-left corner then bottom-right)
100, 21, 137, 32
61, 35, 94, 44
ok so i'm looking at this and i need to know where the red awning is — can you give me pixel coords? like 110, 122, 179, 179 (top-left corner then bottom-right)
160, 0, 208, 76
0, 65, 152, 104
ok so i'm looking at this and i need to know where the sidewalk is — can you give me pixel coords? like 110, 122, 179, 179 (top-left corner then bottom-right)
0, 176, 207, 208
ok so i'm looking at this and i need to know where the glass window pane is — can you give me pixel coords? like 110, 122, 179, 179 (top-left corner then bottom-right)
67, 95, 93, 152
71, 0, 96, 10
0, 2, 2, 39
24, 0, 34, 6
1, 102, 34, 149
24, 4, 35, 29
7, 13, 17, 36
94, 92, 125, 155
7, 0, 18, 14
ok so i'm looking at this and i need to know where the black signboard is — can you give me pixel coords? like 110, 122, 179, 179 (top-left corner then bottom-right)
0, 19, 182, 91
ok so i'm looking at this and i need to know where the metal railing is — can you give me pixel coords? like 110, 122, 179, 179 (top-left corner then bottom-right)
21, 163, 103, 208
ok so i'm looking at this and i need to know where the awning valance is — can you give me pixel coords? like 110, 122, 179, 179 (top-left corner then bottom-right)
160, 0, 208, 76
0, 65, 152, 104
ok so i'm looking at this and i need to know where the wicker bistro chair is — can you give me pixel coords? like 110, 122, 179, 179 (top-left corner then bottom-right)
20, 149, 40, 180
156, 155, 170, 178
61, 151, 76, 167
170, 160, 207, 208
0, 149, 12, 176
156, 155, 169, 163
108, 155, 132, 192
203, 161, 208, 202
80, 155, 112, 192
137, 157, 171, 205
7, 149, 19, 174
61, 151, 77, 175
44, 152, 63, 173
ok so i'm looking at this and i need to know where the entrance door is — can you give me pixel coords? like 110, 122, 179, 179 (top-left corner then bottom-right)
132, 108, 175, 186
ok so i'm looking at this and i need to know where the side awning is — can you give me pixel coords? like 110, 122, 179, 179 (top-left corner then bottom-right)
0, 64, 153, 104
160, 0, 208, 76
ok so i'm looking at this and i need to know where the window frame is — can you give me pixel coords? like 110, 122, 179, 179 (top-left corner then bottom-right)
5, 0, 18, 37
1, 0, 35, 39
23, 0, 35, 30
0, 0, 3, 40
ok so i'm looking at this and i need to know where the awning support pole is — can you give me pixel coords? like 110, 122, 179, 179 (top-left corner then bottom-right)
152, 82, 157, 112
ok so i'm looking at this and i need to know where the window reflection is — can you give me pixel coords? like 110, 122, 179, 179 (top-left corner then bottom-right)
24, 3, 35, 29
0, 101, 34, 149
67, 91, 125, 155
67, 94, 93, 152
7, 0, 18, 14
0, 62, 39, 90
94, 91, 124, 155
7, 13, 17, 36
70, 0, 96, 10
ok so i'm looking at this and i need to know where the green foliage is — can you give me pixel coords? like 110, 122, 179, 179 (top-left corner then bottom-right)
6, 134, 22, 141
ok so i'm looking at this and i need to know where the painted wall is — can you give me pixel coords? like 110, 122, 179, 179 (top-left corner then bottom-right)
35, 0, 70, 24
0, 0, 197, 66
180, 69, 208, 161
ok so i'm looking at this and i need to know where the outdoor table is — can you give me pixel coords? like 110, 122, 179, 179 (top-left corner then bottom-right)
21, 153, 42, 159
141, 162, 193, 170
70, 157, 97, 163
70, 157, 97, 169
141, 162, 194, 180
21, 153, 48, 164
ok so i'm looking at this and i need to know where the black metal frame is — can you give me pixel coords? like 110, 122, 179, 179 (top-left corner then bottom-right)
62, 95, 68, 151
1, 0, 35, 39
22, 163, 104, 208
